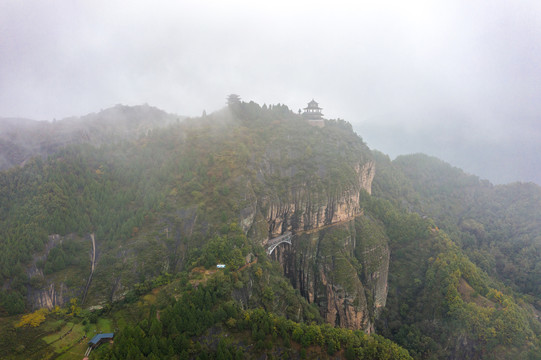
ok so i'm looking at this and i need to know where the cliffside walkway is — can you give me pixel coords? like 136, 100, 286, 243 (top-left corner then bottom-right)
266, 232, 292, 255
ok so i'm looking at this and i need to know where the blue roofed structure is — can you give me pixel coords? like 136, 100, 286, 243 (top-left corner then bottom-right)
88, 332, 114, 348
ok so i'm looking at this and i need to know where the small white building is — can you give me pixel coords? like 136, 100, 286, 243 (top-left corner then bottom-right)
216, 264, 226, 269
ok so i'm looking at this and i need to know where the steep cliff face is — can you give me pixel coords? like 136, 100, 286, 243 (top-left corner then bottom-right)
293, 224, 368, 330
274, 217, 389, 332
25, 234, 86, 310
27, 282, 67, 310
236, 140, 387, 332
354, 217, 390, 318
259, 157, 389, 332
262, 161, 375, 237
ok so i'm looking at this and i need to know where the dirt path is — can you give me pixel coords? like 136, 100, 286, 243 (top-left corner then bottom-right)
301, 216, 359, 235
237, 256, 258, 272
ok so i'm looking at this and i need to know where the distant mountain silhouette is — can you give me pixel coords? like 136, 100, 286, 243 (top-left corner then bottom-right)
0, 104, 182, 170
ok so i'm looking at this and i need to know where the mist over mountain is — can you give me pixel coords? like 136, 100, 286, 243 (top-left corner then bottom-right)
0, 104, 181, 171
357, 108, 541, 185
0, 101, 540, 359
2, 102, 538, 186
2, 0, 540, 358
2, 1, 540, 189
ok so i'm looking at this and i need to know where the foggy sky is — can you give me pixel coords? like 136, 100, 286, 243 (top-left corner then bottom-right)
1, 0, 541, 184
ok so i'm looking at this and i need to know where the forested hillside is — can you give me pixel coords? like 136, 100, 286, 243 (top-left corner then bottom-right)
374, 153, 541, 304
0, 101, 540, 359
0, 104, 180, 171
372, 152, 541, 359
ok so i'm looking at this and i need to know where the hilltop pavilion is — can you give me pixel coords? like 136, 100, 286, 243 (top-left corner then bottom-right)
302, 99, 324, 127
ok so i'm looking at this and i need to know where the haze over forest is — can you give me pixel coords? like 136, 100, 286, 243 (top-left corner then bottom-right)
1, 0, 541, 184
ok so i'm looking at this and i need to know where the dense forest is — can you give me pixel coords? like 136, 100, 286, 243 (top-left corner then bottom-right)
0, 101, 540, 359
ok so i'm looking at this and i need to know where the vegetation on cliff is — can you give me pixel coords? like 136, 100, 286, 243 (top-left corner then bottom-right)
370, 153, 541, 359
0, 101, 540, 359
93, 262, 411, 360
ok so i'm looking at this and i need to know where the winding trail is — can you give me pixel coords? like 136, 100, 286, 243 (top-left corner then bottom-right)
81, 233, 96, 304
236, 256, 258, 272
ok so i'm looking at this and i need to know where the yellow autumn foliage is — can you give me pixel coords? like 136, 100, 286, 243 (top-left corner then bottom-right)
16, 308, 48, 328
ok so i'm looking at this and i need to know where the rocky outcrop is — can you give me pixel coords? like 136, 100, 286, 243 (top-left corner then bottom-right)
358, 161, 376, 195
355, 217, 390, 318
237, 151, 385, 332
262, 161, 375, 238
27, 282, 66, 310
26, 234, 67, 310
275, 218, 389, 332
25, 234, 88, 310
360, 242, 389, 317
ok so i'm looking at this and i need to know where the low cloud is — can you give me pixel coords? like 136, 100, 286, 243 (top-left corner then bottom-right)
1, 0, 540, 183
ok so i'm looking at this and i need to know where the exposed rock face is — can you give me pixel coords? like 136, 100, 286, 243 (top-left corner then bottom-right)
25, 234, 90, 310
239, 181, 259, 234
26, 234, 68, 310
355, 217, 390, 318
358, 161, 376, 195
251, 156, 389, 332
27, 282, 66, 310
263, 161, 375, 237
359, 240, 390, 318
235, 151, 386, 332
274, 218, 389, 332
